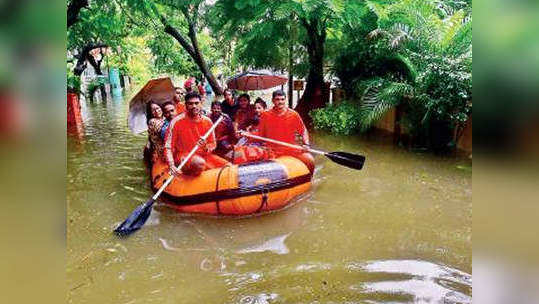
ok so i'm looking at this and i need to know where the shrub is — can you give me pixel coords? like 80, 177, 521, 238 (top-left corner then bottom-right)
86, 76, 109, 100
310, 101, 362, 135
67, 69, 81, 94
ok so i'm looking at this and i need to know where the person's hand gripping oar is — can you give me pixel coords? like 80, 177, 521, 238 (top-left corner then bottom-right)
114, 116, 225, 237
238, 131, 366, 170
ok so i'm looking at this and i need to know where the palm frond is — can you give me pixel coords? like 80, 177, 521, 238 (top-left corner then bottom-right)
367, 28, 385, 40
440, 9, 465, 49
444, 14, 472, 56
366, 0, 389, 21
389, 23, 413, 48
358, 79, 414, 131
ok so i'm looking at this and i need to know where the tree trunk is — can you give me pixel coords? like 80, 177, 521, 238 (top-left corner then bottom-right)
295, 17, 327, 124
161, 14, 223, 95
288, 51, 294, 108
87, 52, 103, 75
86, 51, 107, 101
73, 43, 107, 76
67, 0, 89, 28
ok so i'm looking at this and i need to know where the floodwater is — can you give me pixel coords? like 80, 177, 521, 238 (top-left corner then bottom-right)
67, 96, 472, 304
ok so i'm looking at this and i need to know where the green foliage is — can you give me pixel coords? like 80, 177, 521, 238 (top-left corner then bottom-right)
67, 0, 129, 51
86, 76, 108, 99
67, 67, 81, 94
209, 0, 301, 75
333, 0, 472, 141
210, 0, 363, 78
358, 78, 413, 131
311, 101, 363, 135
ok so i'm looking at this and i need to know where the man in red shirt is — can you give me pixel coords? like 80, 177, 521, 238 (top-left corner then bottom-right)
164, 92, 229, 176
257, 90, 314, 173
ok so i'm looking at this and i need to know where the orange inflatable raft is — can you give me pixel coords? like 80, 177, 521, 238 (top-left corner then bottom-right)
151, 156, 312, 215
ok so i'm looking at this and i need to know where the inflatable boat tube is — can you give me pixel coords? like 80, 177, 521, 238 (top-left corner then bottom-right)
151, 156, 312, 215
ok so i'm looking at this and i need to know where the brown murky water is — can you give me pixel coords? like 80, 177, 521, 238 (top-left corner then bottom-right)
67, 96, 471, 303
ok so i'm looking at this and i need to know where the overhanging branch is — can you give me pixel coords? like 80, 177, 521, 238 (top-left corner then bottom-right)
67, 0, 89, 28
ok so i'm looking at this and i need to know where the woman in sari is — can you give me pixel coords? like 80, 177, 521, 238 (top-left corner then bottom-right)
146, 101, 166, 164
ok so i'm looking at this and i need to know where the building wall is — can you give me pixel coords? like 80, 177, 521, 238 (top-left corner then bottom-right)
374, 108, 397, 133
457, 116, 472, 153
374, 108, 472, 153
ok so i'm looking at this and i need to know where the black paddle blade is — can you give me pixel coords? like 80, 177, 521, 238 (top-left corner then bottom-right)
114, 199, 155, 237
325, 152, 366, 170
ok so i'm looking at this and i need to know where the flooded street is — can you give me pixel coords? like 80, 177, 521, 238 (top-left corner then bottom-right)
67, 96, 472, 303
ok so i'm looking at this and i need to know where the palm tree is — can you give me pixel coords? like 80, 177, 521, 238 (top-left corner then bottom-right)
357, 0, 472, 138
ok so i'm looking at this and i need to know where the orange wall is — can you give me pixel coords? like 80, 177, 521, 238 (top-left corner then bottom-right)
374, 108, 397, 133
457, 116, 472, 153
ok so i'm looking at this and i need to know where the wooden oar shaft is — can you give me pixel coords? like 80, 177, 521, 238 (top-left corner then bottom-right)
153, 116, 224, 199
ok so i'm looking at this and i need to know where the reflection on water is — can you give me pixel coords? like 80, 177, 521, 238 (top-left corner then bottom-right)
353, 260, 471, 303
237, 233, 291, 255
67, 96, 471, 303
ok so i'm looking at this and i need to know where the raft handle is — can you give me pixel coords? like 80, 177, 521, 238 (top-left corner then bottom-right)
257, 188, 269, 213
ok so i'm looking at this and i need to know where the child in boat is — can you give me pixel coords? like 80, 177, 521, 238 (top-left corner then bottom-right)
230, 97, 272, 164
234, 93, 257, 131
246, 97, 267, 133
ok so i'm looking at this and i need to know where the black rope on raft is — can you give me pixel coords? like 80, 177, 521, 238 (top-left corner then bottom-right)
256, 187, 269, 213
214, 164, 230, 215
160, 174, 311, 206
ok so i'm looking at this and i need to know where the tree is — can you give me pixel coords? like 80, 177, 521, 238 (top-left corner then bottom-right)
350, 0, 472, 147
67, 0, 89, 28
68, 0, 130, 76
122, 0, 224, 94
212, 0, 365, 121
209, 1, 305, 107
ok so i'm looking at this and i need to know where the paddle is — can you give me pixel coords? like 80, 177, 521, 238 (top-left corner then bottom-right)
239, 132, 366, 170
114, 116, 224, 236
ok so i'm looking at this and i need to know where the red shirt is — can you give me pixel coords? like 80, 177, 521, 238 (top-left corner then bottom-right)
164, 114, 217, 165
257, 108, 309, 155
234, 104, 257, 130
175, 102, 186, 114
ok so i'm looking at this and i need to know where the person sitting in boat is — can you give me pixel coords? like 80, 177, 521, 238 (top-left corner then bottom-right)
209, 101, 236, 159
234, 93, 257, 132
246, 98, 267, 133
160, 101, 178, 139
145, 101, 165, 164
164, 92, 229, 176
230, 97, 271, 164
255, 89, 314, 173
173, 86, 186, 114
220, 88, 238, 120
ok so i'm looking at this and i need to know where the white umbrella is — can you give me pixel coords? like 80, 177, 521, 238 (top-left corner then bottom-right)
127, 77, 175, 134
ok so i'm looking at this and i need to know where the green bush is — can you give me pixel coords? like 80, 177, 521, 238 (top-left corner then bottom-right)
310, 101, 362, 135
86, 76, 109, 99
67, 69, 81, 94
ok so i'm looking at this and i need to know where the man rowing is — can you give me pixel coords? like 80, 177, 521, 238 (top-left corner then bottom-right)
253, 89, 315, 173
164, 92, 229, 176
